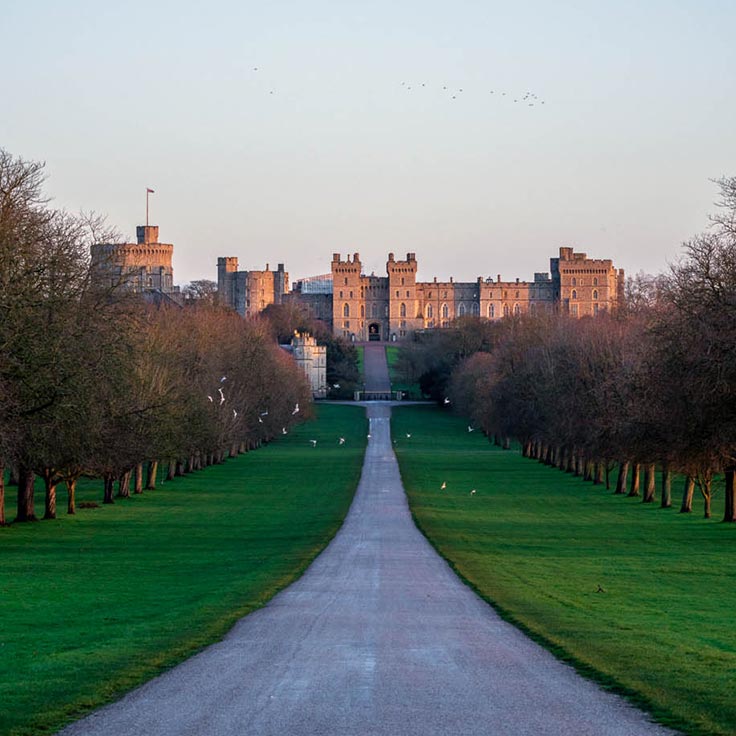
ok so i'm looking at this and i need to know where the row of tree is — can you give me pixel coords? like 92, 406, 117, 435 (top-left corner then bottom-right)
0, 149, 312, 524
405, 178, 736, 521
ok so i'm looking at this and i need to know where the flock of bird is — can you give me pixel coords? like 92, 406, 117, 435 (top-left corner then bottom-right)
250, 67, 547, 109
208, 377, 479, 494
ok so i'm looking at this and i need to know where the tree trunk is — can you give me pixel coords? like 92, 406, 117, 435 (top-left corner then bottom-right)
605, 462, 611, 490
566, 448, 575, 473
103, 474, 115, 504
583, 460, 593, 482
502, 437, 510, 450
594, 462, 604, 485
66, 478, 77, 515
117, 471, 131, 498
167, 460, 176, 481
8, 466, 18, 486
146, 460, 158, 489
680, 475, 694, 513
186, 455, 195, 472
0, 464, 5, 526
15, 466, 37, 522
176, 460, 185, 476
661, 463, 672, 508
43, 474, 58, 520
723, 468, 736, 523
615, 461, 629, 494
700, 477, 712, 519
642, 463, 656, 503
628, 463, 641, 497
134, 464, 143, 494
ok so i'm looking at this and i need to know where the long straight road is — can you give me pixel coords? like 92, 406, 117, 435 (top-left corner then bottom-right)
59, 401, 675, 735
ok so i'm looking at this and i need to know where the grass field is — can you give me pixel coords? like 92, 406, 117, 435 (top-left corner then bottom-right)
355, 345, 365, 386
0, 404, 367, 736
391, 404, 736, 736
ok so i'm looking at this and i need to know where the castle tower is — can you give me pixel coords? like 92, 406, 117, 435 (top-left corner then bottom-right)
91, 225, 175, 294
551, 247, 622, 317
387, 252, 420, 340
331, 253, 365, 340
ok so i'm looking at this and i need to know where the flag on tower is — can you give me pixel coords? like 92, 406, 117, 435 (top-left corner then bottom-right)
147, 187, 155, 193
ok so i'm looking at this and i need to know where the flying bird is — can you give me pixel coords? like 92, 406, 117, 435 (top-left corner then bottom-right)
207, 395, 213, 403
220, 376, 227, 382
260, 410, 269, 416
218, 388, 225, 405
233, 409, 238, 418
258, 417, 263, 424
333, 383, 340, 389
440, 481, 446, 490
443, 397, 450, 405
292, 403, 300, 415
468, 426, 475, 432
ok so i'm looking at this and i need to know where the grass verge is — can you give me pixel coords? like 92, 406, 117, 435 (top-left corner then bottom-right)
391, 404, 736, 736
0, 404, 367, 736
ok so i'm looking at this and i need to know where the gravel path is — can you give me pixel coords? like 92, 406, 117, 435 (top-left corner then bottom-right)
59, 404, 676, 735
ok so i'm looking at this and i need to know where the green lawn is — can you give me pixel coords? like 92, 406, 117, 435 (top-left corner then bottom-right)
392, 405, 736, 736
0, 404, 367, 736
355, 345, 365, 386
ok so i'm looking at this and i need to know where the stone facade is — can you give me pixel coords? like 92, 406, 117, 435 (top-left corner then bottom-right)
91, 225, 177, 295
216, 258, 288, 318
290, 332, 327, 398
217, 247, 624, 341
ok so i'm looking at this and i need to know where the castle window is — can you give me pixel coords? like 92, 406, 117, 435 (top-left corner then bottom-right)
442, 320, 449, 328
344, 278, 348, 285
515, 291, 519, 299
503, 291, 508, 299
372, 303, 378, 318
427, 304, 433, 319
594, 303, 600, 315
400, 320, 406, 329
571, 290, 577, 300
503, 304, 509, 317
343, 303, 350, 317
443, 291, 447, 298
360, 305, 365, 317
593, 277, 599, 286
401, 277, 405, 286
572, 277, 577, 287
344, 320, 350, 328
571, 304, 578, 317
384, 305, 389, 317
350, 291, 353, 298
406, 290, 410, 298
458, 303, 466, 317
442, 303, 449, 319
489, 304, 495, 318
593, 289, 599, 300
396, 290, 399, 298
514, 303, 521, 316
400, 303, 407, 318
471, 303, 479, 316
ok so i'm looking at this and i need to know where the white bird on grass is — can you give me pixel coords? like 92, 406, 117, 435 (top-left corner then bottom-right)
367, 433, 372, 439
443, 397, 450, 405
406, 433, 411, 439
467, 426, 475, 433
470, 489, 476, 496
440, 481, 446, 490
282, 427, 287, 435
310, 439, 317, 447
218, 388, 225, 405
338, 437, 345, 445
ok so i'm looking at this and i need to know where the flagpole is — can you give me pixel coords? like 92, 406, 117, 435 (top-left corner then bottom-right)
146, 188, 149, 227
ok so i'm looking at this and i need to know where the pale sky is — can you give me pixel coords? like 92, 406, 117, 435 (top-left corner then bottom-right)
3, 0, 735, 286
